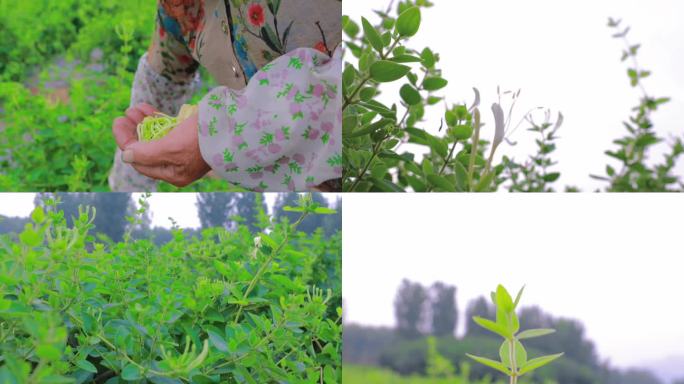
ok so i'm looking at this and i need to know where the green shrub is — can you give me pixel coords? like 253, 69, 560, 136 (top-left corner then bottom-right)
0, 195, 341, 383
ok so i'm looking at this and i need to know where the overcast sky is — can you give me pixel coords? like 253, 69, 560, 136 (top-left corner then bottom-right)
0, 193, 339, 228
345, 0, 684, 190
342, 194, 684, 370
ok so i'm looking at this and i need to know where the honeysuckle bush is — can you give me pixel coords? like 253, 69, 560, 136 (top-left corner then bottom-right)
0, 194, 341, 383
343, 1, 683, 192
342, 1, 562, 192
467, 286, 562, 384
0, 0, 228, 192
591, 18, 684, 192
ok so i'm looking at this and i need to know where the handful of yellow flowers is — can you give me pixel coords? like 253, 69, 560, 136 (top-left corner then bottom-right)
136, 104, 198, 142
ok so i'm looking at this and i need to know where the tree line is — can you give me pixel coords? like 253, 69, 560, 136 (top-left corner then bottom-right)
0, 193, 341, 244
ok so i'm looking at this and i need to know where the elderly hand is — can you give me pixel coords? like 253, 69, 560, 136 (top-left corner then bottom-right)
112, 103, 210, 187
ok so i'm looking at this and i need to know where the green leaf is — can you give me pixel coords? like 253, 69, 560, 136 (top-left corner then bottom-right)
313, 207, 337, 214
449, 125, 473, 141
31, 207, 45, 223
371, 178, 404, 192
343, 18, 360, 38
395, 7, 421, 37
370, 61, 411, 83
475, 172, 496, 192
513, 286, 525, 309
19, 225, 41, 247
499, 339, 528, 369
472, 316, 511, 339
207, 330, 228, 352
36, 345, 60, 361
466, 354, 512, 376
517, 328, 556, 340
422, 77, 448, 91
427, 175, 456, 192
518, 353, 564, 376
361, 17, 384, 54
75, 359, 98, 373
421, 47, 436, 68
495, 285, 514, 313
121, 364, 142, 381
400, 84, 422, 106
452, 161, 468, 191
543, 172, 561, 182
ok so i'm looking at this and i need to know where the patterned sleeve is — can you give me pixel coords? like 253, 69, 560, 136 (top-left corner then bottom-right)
197, 47, 342, 192
109, 3, 200, 192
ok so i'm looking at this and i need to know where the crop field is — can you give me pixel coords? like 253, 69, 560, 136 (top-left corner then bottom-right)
0, 0, 225, 191
0, 196, 341, 383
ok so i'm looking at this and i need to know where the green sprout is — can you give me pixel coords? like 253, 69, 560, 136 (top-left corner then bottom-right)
467, 285, 563, 384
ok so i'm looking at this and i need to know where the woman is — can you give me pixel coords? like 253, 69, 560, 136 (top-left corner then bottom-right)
111, 0, 342, 191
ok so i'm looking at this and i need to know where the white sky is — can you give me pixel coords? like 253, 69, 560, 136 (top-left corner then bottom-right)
0, 193, 339, 229
342, 193, 684, 369
344, 0, 684, 190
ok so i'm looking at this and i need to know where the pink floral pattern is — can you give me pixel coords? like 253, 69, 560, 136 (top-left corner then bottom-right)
198, 47, 342, 192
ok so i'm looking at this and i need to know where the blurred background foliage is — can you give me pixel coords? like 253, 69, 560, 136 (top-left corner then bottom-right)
343, 279, 674, 384
0, 0, 223, 191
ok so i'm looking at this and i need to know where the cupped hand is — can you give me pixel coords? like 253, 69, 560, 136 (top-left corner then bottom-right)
112, 103, 211, 187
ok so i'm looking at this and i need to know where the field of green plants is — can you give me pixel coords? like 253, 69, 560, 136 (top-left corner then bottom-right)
343, 365, 502, 384
0, 195, 341, 383
342, 0, 683, 192
0, 0, 227, 191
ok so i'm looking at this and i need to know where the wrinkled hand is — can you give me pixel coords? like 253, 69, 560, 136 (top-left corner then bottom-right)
112, 103, 210, 187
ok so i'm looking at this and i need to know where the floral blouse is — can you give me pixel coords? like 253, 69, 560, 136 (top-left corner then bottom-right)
109, 0, 342, 192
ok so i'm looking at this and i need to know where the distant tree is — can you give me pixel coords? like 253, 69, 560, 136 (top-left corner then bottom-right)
35, 193, 133, 242
430, 282, 457, 337
612, 369, 663, 384
394, 279, 428, 339
197, 193, 267, 232
464, 296, 496, 337
196, 193, 234, 229
321, 196, 341, 236
519, 309, 598, 369
231, 193, 267, 232
273, 193, 332, 235
0, 215, 29, 234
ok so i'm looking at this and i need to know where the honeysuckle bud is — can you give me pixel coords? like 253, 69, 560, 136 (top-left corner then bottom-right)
469, 87, 481, 111
554, 112, 564, 131
492, 103, 505, 148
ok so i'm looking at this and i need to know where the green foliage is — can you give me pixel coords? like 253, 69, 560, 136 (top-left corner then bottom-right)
342, 1, 557, 192
0, 196, 341, 383
467, 286, 562, 384
0, 0, 229, 191
343, 364, 503, 384
502, 112, 564, 192
592, 19, 684, 191
345, 1, 683, 193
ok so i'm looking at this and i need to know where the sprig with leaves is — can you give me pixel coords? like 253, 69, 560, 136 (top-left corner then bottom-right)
593, 18, 684, 191
343, 1, 510, 192
467, 285, 563, 384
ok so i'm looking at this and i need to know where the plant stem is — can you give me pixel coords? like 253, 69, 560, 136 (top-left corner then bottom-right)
348, 138, 385, 191
509, 338, 518, 384
426, 139, 460, 192
234, 212, 307, 322
468, 111, 481, 191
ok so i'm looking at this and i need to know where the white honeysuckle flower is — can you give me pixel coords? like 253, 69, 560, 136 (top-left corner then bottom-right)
491, 103, 505, 148
554, 112, 564, 131
253, 236, 262, 248
469, 87, 481, 111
